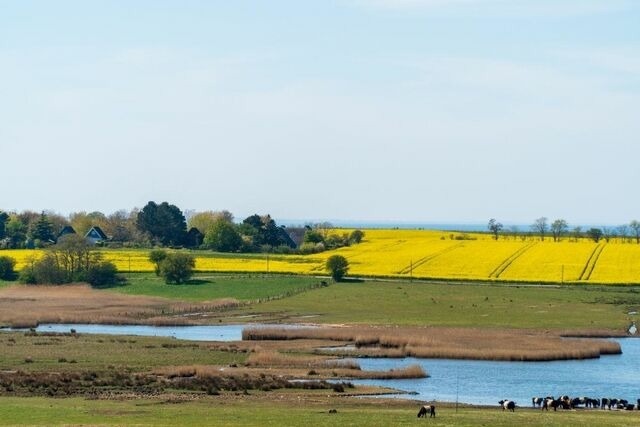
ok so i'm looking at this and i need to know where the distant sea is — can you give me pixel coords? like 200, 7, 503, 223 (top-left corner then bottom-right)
278, 220, 495, 232
278, 220, 619, 232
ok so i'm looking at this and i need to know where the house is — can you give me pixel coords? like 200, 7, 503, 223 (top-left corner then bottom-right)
57, 225, 77, 241
85, 226, 108, 245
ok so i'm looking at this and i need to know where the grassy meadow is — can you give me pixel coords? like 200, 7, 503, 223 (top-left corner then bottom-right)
1, 397, 640, 427
4, 229, 640, 284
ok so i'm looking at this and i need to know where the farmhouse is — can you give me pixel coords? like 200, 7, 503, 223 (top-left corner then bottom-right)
85, 226, 108, 245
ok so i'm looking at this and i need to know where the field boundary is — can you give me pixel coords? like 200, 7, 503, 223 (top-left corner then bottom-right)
397, 243, 465, 275
579, 243, 606, 281
488, 242, 537, 279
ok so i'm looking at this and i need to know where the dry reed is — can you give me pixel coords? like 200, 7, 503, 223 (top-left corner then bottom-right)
0, 284, 242, 327
242, 325, 622, 361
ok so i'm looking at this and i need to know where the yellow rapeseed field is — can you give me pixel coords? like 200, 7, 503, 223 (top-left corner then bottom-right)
2, 230, 640, 283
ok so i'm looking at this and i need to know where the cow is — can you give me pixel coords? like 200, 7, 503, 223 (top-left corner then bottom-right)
532, 397, 544, 408
499, 400, 516, 412
417, 405, 436, 418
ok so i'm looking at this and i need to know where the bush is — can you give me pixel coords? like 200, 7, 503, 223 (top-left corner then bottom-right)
326, 255, 349, 282
159, 252, 195, 284
349, 229, 365, 244
20, 253, 67, 285
149, 249, 168, 276
85, 260, 123, 288
0, 255, 17, 280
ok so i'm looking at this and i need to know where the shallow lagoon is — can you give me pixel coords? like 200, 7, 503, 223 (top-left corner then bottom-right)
9, 323, 638, 405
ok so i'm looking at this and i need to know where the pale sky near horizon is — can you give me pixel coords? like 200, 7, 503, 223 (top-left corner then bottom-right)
1, 0, 639, 224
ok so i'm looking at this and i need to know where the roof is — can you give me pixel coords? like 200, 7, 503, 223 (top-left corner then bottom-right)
57, 225, 77, 238
85, 226, 108, 240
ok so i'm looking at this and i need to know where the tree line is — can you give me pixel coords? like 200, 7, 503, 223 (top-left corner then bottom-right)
0, 202, 364, 254
487, 217, 640, 243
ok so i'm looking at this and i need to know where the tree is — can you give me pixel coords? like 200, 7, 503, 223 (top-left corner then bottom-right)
531, 217, 548, 241
158, 252, 195, 284
149, 249, 168, 276
203, 219, 242, 252
303, 229, 324, 244
326, 255, 349, 281
188, 211, 234, 234
30, 212, 55, 244
601, 226, 615, 243
136, 201, 188, 246
550, 219, 568, 242
0, 211, 8, 239
349, 229, 365, 244
617, 224, 630, 243
19, 235, 121, 287
587, 228, 603, 243
571, 226, 583, 242
0, 256, 16, 280
630, 220, 640, 244
487, 218, 503, 240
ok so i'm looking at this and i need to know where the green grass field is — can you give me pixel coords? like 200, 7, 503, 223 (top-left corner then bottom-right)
1, 397, 639, 426
110, 273, 323, 302
223, 280, 639, 329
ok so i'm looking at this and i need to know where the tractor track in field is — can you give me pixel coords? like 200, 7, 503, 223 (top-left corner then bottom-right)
397, 243, 465, 275
488, 242, 537, 279
579, 243, 606, 281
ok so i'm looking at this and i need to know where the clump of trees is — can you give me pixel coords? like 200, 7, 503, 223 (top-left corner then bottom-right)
148, 249, 195, 284
19, 235, 122, 287
326, 255, 349, 282
299, 225, 365, 254
0, 206, 366, 256
486, 217, 640, 244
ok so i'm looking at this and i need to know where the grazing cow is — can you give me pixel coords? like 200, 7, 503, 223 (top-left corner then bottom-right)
417, 405, 436, 418
532, 397, 544, 408
543, 397, 564, 411
601, 398, 610, 410
499, 400, 516, 412
585, 397, 600, 409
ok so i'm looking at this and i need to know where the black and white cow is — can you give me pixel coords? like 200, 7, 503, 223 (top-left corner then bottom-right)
499, 400, 516, 412
532, 397, 544, 408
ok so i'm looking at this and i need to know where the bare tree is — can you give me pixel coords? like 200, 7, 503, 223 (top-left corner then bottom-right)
571, 226, 582, 242
617, 224, 629, 243
630, 220, 640, 244
532, 217, 548, 241
509, 225, 520, 240
601, 226, 616, 243
550, 219, 568, 242
487, 218, 503, 240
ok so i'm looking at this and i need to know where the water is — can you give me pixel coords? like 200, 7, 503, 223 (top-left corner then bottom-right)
5, 323, 638, 405
10, 323, 311, 342
352, 338, 640, 405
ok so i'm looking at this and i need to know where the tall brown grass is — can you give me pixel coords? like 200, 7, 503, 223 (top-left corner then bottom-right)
0, 284, 241, 327
242, 325, 621, 361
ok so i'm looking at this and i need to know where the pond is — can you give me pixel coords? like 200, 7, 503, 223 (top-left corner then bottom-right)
351, 338, 640, 405
7, 323, 313, 342
4, 323, 638, 405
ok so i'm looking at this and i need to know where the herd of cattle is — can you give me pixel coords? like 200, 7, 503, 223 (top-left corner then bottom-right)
501, 396, 640, 411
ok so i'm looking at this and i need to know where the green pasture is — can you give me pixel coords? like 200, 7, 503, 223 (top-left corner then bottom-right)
1, 397, 639, 426
110, 273, 323, 302
228, 280, 640, 330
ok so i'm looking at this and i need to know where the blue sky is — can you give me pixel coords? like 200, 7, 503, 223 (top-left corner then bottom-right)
1, 0, 639, 224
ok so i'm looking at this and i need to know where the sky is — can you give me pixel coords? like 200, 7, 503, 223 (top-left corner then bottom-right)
1, 0, 639, 225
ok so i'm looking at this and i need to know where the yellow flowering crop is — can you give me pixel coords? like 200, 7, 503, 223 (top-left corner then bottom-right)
2, 230, 640, 284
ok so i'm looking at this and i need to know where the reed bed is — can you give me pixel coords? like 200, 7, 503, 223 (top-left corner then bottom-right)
0, 284, 243, 327
242, 325, 622, 361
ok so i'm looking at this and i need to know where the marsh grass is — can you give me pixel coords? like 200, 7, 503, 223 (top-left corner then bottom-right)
243, 326, 621, 361
0, 284, 242, 327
